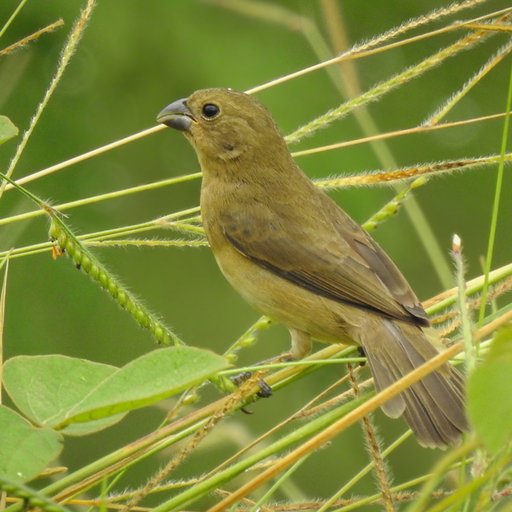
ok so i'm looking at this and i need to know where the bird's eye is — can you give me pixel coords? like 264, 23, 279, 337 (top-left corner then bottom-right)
202, 103, 220, 119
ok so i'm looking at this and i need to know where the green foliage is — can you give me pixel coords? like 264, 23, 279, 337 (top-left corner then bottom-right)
3, 348, 228, 433
3, 355, 123, 435
468, 326, 512, 453
0, 115, 17, 144
0, 406, 63, 483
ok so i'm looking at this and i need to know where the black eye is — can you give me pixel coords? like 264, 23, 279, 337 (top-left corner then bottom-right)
202, 103, 220, 119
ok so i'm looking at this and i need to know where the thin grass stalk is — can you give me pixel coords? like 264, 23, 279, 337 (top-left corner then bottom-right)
347, 363, 395, 512
362, 177, 426, 230
2, 126, 165, 193
424, 262, 512, 314
0, 0, 97, 198
284, 22, 503, 143
318, 432, 412, 512
247, 454, 311, 512
431, 276, 512, 325
206, 340, 467, 512
0, 172, 201, 227
478, 59, 512, 328
0, 208, 204, 259
206, 306, 512, 512
427, 39, 512, 125
317, 155, 512, 189
119, 370, 267, 512
0, 476, 72, 512
333, 473, 456, 512
200, 371, 353, 486
292, 113, 508, 157
420, 456, 509, 512
2, 110, 504, 229
150, 393, 372, 512
403, 438, 480, 512
0, 20, 64, 57
246, 0, 496, 95
0, 255, 8, 406
0, 0, 30, 39
452, 235, 476, 371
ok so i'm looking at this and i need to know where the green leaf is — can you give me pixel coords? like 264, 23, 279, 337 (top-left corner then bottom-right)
3, 347, 229, 431
467, 326, 512, 453
0, 406, 63, 483
3, 355, 126, 435
58, 346, 229, 427
0, 115, 18, 144
481, 325, 512, 364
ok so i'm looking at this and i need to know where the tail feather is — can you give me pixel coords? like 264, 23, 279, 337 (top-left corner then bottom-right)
402, 388, 448, 448
360, 319, 469, 449
372, 343, 461, 448
369, 355, 405, 418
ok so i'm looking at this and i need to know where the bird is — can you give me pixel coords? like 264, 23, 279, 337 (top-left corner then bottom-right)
157, 88, 469, 448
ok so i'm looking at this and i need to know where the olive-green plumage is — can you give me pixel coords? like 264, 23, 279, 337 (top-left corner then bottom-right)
158, 88, 469, 448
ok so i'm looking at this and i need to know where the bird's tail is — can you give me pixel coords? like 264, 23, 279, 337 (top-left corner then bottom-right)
360, 320, 469, 449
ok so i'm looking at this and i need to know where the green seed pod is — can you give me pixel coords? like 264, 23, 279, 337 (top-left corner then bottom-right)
136, 309, 150, 328
363, 221, 378, 231
99, 270, 108, 287
411, 176, 427, 188
117, 289, 126, 306
124, 296, 134, 312
58, 232, 68, 248
80, 254, 91, 272
108, 281, 118, 298
153, 325, 164, 341
49, 221, 60, 240
182, 391, 199, 405
65, 241, 76, 258
239, 335, 256, 347
73, 250, 83, 265
89, 264, 99, 279
28, 498, 45, 507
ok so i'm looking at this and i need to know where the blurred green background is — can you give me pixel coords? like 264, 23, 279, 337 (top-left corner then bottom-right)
0, 0, 511, 506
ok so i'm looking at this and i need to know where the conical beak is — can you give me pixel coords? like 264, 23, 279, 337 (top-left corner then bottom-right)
157, 98, 194, 131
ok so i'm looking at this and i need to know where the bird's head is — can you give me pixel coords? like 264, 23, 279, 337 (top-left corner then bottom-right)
157, 88, 288, 164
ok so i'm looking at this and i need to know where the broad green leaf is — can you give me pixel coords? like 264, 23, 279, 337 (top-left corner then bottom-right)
0, 116, 18, 144
482, 325, 512, 364
467, 327, 512, 453
4, 347, 229, 431
0, 406, 63, 483
3, 355, 126, 435
58, 346, 229, 427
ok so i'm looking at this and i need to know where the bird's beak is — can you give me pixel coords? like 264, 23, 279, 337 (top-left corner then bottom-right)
157, 98, 195, 132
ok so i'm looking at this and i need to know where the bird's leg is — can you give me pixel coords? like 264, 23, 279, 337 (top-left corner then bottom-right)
231, 330, 312, 407
229, 354, 284, 400
290, 328, 313, 360
229, 349, 297, 404
230, 369, 273, 398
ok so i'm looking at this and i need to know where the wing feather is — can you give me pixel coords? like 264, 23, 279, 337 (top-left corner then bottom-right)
220, 197, 429, 326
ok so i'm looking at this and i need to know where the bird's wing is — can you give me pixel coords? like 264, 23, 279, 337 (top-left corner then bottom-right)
220, 202, 429, 326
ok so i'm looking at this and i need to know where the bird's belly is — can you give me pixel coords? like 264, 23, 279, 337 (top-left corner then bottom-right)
213, 244, 357, 345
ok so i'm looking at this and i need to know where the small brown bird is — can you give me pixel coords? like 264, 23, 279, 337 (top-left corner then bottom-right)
157, 88, 468, 448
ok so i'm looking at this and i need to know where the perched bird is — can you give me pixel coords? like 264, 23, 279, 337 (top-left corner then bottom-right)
157, 88, 468, 448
